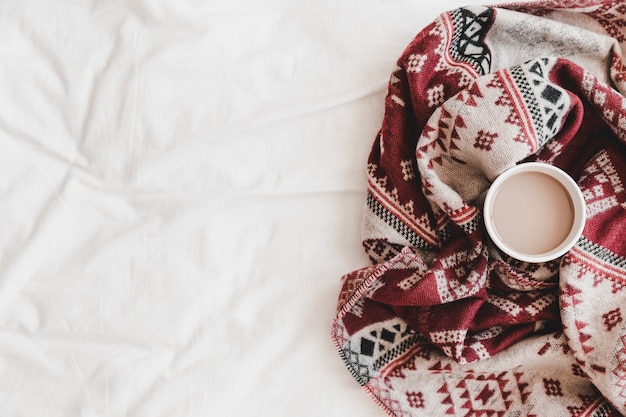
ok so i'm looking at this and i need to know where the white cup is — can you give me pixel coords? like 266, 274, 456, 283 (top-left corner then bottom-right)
483, 162, 586, 263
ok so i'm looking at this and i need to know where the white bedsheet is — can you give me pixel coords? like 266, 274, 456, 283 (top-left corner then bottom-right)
0, 1, 523, 416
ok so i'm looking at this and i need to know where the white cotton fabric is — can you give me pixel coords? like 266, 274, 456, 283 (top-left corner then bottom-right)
0, 1, 529, 416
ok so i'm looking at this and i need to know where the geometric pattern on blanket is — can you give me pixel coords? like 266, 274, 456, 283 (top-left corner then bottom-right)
332, 1, 626, 416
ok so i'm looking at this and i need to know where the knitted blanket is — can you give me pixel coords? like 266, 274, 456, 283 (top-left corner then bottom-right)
331, 2, 626, 416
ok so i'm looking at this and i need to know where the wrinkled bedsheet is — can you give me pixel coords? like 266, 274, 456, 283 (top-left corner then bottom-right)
0, 1, 521, 416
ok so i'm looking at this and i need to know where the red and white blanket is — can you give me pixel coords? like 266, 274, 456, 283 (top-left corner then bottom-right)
331, 1, 626, 416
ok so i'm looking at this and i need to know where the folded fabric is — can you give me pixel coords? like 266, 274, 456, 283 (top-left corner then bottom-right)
331, 1, 626, 416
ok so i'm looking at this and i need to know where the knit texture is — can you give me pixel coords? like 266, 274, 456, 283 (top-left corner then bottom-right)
331, 1, 626, 416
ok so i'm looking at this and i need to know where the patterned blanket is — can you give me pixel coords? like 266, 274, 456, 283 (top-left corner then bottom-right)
331, 1, 626, 416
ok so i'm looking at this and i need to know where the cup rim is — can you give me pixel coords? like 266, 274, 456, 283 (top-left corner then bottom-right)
483, 162, 586, 263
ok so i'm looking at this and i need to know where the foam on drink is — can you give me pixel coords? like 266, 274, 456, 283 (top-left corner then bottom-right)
489, 171, 574, 255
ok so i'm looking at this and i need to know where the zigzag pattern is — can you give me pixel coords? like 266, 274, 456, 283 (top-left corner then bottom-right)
367, 193, 433, 249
